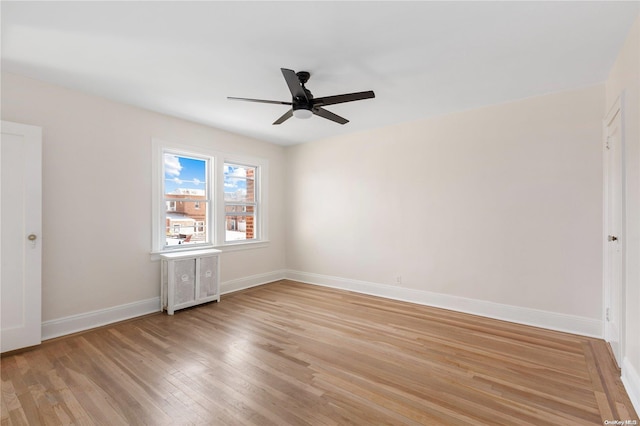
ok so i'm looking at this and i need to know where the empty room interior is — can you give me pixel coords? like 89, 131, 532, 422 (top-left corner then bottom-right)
2, 1, 640, 424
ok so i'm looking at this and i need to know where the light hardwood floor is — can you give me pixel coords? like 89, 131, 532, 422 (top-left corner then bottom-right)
2, 280, 638, 425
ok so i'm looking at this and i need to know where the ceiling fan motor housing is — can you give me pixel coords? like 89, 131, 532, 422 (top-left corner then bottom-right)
292, 102, 313, 118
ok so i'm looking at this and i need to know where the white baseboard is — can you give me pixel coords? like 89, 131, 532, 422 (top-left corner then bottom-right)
221, 269, 286, 294
622, 357, 640, 415
285, 270, 603, 338
42, 297, 161, 341
40, 270, 288, 341
41, 269, 601, 342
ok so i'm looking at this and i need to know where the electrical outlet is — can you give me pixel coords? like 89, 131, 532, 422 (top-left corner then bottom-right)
396, 275, 402, 285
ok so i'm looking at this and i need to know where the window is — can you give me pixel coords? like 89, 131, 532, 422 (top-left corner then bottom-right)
224, 163, 257, 242
162, 152, 211, 248
196, 221, 205, 234
152, 138, 268, 254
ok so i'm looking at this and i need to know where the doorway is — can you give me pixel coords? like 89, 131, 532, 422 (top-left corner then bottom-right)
1, 121, 42, 352
603, 97, 624, 367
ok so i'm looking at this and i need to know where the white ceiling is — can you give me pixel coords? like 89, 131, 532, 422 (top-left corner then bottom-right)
2, 1, 638, 146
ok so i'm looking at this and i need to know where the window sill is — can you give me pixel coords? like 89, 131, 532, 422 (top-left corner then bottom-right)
150, 240, 269, 261
214, 240, 270, 252
151, 245, 217, 261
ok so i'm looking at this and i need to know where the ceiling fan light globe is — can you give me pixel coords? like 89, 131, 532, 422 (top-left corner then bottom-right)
293, 108, 313, 119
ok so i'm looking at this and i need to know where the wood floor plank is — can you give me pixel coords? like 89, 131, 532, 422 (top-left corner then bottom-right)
1, 280, 637, 425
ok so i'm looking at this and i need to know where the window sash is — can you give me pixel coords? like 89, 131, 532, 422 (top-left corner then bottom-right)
223, 162, 259, 243
162, 150, 212, 250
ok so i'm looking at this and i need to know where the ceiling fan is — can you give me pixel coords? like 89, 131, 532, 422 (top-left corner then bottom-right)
228, 68, 375, 125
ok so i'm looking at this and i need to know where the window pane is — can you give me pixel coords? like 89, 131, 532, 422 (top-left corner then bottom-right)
225, 215, 255, 241
164, 154, 207, 197
164, 152, 209, 248
224, 164, 255, 202
224, 162, 258, 243
165, 201, 208, 246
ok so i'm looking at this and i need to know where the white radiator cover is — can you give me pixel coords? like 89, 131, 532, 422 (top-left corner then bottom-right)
160, 249, 221, 315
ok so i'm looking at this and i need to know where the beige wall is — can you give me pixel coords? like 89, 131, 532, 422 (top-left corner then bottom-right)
1, 72, 286, 322
606, 14, 640, 405
0, 72, 608, 329
286, 85, 605, 319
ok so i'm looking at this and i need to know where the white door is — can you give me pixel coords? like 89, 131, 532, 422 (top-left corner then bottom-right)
1, 121, 42, 353
603, 101, 623, 366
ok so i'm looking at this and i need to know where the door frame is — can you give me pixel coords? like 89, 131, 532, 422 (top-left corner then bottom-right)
602, 94, 625, 366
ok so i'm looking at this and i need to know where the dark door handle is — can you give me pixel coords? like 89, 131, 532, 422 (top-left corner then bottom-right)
608, 235, 618, 242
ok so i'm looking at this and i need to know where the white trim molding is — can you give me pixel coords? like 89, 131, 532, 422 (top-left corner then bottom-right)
42, 297, 161, 341
285, 270, 603, 338
41, 270, 602, 343
221, 269, 287, 295
40, 270, 288, 341
622, 357, 640, 415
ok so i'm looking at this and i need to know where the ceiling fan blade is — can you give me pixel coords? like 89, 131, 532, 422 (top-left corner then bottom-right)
281, 68, 308, 101
273, 109, 293, 125
313, 91, 375, 107
227, 97, 292, 105
312, 107, 349, 125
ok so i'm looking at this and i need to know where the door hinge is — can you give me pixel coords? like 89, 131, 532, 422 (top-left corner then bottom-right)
605, 136, 611, 150
606, 307, 610, 322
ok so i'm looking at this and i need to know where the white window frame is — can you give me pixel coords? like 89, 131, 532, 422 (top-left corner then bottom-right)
154, 145, 213, 252
218, 155, 268, 247
151, 138, 268, 257
223, 161, 260, 244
